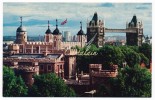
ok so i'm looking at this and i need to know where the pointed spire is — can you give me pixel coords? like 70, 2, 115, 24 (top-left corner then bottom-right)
45, 20, 52, 34
20, 16, 23, 26
77, 21, 84, 35
56, 19, 58, 28
48, 20, 50, 29
80, 21, 82, 30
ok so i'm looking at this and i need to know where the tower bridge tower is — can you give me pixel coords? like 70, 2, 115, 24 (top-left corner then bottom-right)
87, 12, 105, 47
126, 15, 143, 46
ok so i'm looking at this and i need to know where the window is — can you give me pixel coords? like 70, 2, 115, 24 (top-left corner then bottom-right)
60, 65, 62, 69
48, 65, 51, 70
40, 65, 44, 70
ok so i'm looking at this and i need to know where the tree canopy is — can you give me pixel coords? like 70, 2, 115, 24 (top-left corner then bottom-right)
28, 73, 76, 97
3, 66, 28, 97
97, 45, 125, 68
76, 44, 151, 72
139, 43, 152, 60
96, 65, 151, 97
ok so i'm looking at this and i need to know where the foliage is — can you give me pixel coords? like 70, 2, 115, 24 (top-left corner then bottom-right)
88, 44, 98, 52
3, 66, 28, 97
76, 44, 99, 72
28, 73, 76, 97
109, 65, 151, 97
77, 44, 150, 71
128, 46, 139, 53
97, 45, 125, 68
139, 53, 149, 66
77, 55, 98, 72
119, 46, 140, 67
139, 43, 152, 60
125, 50, 140, 67
95, 84, 111, 97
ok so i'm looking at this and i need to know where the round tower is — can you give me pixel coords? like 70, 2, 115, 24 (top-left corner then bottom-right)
44, 20, 53, 42
15, 17, 27, 44
53, 19, 62, 50
77, 21, 86, 47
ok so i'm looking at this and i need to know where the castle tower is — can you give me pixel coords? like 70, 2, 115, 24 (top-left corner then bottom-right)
126, 15, 143, 46
53, 19, 62, 50
87, 12, 105, 47
44, 20, 53, 42
77, 21, 86, 47
15, 17, 27, 44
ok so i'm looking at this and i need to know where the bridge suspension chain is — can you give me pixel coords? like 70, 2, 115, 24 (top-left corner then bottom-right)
85, 33, 97, 52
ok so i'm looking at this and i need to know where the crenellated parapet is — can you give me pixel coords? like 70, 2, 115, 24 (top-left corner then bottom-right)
26, 42, 53, 45
14, 65, 38, 87
89, 64, 118, 78
17, 65, 38, 73
8, 44, 19, 50
3, 57, 60, 63
61, 42, 86, 48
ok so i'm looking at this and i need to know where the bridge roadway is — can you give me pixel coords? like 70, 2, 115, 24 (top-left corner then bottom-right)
105, 28, 137, 33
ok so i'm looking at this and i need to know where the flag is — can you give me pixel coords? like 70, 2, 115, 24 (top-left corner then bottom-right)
61, 19, 67, 25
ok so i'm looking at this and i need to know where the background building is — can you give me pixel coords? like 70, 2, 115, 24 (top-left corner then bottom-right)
64, 31, 71, 42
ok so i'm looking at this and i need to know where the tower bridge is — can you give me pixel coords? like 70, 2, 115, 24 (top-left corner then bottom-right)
87, 12, 143, 47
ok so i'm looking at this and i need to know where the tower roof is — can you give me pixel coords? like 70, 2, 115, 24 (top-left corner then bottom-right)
45, 20, 52, 34
129, 15, 137, 27
77, 22, 85, 35
16, 17, 26, 32
53, 19, 61, 35
89, 12, 98, 25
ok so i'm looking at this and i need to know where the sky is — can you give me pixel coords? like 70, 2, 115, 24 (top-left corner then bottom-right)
3, 3, 152, 36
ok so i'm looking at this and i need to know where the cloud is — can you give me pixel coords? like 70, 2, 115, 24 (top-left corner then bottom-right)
136, 6, 148, 10
100, 3, 114, 7
142, 3, 152, 5
3, 3, 152, 37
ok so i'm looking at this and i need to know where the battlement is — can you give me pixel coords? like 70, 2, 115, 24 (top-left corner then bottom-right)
17, 66, 38, 72
61, 42, 85, 48
89, 64, 118, 78
9, 44, 19, 50
91, 70, 118, 77
26, 42, 53, 45
3, 57, 60, 63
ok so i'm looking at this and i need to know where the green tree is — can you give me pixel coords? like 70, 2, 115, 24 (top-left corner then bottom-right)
126, 51, 140, 67
3, 66, 28, 97
139, 53, 149, 66
76, 55, 98, 72
128, 46, 139, 53
28, 73, 76, 97
76, 44, 99, 72
139, 43, 152, 60
110, 65, 151, 97
119, 46, 140, 67
97, 45, 125, 68
88, 44, 98, 52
